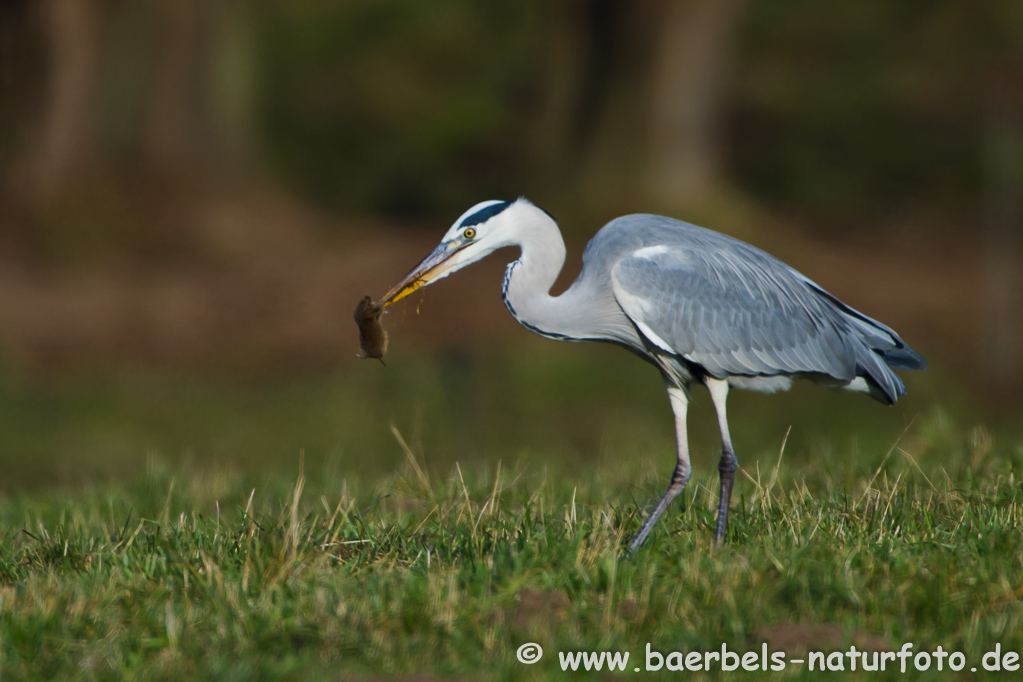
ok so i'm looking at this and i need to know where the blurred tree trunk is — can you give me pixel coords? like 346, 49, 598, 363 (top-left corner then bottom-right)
533, 0, 745, 215
207, 0, 257, 170
645, 0, 745, 207
144, 0, 204, 167
23, 0, 102, 202
975, 0, 1022, 397
979, 83, 1021, 396
532, 0, 629, 199
143, 0, 255, 170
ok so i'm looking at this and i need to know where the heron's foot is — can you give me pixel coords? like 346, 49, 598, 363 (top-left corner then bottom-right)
624, 520, 657, 558
714, 500, 730, 546
714, 446, 737, 546
624, 479, 689, 557
714, 516, 728, 547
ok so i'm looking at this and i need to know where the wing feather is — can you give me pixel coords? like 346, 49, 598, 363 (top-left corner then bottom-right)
610, 244, 858, 380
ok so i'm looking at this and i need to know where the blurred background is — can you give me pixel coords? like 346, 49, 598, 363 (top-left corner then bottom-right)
0, 0, 1020, 493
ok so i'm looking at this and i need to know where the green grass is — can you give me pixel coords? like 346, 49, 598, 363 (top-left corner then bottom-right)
1, 347, 1022, 680
3, 428, 1023, 679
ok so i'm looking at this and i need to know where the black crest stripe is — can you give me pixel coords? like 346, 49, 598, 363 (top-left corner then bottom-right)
459, 200, 512, 228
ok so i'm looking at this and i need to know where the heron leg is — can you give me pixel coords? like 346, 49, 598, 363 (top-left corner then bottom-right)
706, 378, 737, 545
626, 386, 691, 556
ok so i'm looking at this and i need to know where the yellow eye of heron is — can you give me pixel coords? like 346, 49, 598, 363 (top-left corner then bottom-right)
463, 228, 476, 239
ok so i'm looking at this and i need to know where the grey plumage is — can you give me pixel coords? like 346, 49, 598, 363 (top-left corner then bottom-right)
593, 215, 925, 404
381, 198, 927, 553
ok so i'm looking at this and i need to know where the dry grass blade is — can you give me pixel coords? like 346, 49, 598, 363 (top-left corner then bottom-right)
390, 421, 433, 496
858, 416, 918, 504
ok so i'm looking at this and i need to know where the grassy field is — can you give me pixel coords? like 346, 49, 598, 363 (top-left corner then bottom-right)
1, 345, 1022, 680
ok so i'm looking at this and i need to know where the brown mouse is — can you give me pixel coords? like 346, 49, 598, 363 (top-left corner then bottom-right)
354, 296, 387, 365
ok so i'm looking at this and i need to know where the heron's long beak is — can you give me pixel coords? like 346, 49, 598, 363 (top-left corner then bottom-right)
381, 239, 468, 306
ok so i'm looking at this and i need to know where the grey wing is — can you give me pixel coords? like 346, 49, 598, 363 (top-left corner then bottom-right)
610, 244, 868, 385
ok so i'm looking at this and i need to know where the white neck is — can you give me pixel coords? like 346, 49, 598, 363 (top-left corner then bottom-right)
499, 205, 583, 340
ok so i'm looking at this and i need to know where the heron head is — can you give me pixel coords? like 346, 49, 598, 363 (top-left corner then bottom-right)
382, 199, 525, 305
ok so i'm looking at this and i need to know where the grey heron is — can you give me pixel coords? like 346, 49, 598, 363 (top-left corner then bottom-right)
380, 198, 927, 553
